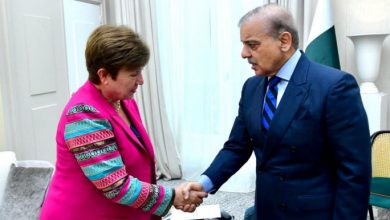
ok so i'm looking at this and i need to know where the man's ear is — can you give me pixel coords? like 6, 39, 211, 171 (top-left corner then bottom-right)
97, 68, 109, 85
279, 31, 292, 52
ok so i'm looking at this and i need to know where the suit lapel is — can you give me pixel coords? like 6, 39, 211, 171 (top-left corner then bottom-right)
251, 77, 267, 144
125, 103, 156, 160
263, 54, 311, 160
110, 113, 148, 153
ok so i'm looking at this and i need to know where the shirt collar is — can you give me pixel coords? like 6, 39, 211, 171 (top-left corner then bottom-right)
275, 49, 301, 82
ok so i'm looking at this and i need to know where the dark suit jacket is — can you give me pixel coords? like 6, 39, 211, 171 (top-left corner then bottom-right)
204, 53, 371, 220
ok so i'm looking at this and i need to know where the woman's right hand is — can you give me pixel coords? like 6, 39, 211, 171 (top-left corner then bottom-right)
173, 182, 208, 212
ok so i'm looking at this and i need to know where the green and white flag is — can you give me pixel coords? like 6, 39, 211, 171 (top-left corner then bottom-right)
305, 0, 340, 69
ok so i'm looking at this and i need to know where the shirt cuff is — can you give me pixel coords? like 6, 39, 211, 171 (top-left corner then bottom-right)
198, 175, 214, 193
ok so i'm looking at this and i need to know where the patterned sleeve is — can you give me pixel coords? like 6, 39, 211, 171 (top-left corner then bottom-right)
64, 103, 174, 216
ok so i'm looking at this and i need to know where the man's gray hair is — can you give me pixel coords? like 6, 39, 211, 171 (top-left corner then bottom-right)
238, 4, 299, 49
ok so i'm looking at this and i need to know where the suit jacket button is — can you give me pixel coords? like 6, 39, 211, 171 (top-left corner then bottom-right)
279, 202, 287, 211
290, 146, 297, 153
258, 163, 264, 172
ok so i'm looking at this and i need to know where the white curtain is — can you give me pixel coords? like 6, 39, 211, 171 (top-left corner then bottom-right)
106, 0, 182, 180
153, 0, 317, 191
154, 0, 269, 192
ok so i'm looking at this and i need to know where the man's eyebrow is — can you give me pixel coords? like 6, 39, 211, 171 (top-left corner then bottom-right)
242, 40, 261, 45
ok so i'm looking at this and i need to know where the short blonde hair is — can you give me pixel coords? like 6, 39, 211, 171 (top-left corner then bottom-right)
85, 25, 150, 84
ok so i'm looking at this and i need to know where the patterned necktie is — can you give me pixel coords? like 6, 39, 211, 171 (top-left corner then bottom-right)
262, 76, 281, 131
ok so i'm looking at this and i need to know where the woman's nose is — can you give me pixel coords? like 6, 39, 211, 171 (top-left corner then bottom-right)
137, 73, 144, 85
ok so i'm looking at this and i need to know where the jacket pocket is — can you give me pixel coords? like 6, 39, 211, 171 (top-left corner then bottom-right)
289, 119, 320, 133
297, 194, 333, 211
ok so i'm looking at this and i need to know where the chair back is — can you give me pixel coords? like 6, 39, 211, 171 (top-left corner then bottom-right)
370, 130, 390, 208
0, 160, 54, 219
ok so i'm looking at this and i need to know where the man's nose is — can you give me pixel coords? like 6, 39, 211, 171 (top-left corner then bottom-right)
241, 46, 251, 58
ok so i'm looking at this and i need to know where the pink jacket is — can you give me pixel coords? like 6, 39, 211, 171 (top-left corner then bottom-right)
40, 81, 172, 220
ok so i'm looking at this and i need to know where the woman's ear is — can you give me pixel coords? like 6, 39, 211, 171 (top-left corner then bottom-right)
279, 31, 292, 52
97, 68, 109, 85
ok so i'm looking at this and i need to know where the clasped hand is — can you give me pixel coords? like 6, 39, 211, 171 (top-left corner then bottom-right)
173, 182, 208, 212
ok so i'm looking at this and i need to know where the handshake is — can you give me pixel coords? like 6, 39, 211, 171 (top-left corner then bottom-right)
173, 182, 208, 212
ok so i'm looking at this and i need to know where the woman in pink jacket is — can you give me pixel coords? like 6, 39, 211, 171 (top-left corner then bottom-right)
40, 25, 206, 220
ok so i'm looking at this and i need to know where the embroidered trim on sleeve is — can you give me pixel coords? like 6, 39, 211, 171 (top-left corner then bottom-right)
64, 104, 174, 216
66, 103, 98, 116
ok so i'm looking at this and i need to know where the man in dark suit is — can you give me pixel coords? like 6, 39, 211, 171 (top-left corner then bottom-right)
183, 4, 371, 220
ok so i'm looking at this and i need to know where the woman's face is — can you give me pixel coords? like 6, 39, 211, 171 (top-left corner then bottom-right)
99, 67, 144, 101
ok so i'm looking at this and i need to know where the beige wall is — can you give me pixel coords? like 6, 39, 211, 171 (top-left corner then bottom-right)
333, 0, 390, 129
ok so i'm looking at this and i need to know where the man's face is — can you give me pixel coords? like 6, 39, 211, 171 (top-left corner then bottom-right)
240, 17, 285, 76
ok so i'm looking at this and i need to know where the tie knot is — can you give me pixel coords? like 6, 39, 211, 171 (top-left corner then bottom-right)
268, 76, 281, 88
